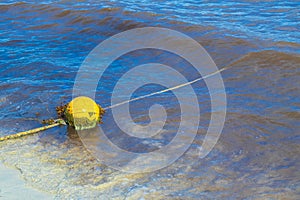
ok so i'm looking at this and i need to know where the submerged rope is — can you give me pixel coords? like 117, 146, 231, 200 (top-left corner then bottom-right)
0, 66, 229, 142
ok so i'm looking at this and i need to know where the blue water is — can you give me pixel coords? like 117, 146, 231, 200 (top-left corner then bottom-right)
0, 0, 299, 199
1, 0, 299, 43
110, 0, 300, 43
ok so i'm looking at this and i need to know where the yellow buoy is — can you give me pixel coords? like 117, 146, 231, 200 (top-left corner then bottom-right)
64, 96, 105, 130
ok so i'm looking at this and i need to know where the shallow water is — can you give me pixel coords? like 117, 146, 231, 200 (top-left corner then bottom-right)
0, 1, 299, 199
0, 162, 51, 199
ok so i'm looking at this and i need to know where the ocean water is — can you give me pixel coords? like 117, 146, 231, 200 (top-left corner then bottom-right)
0, 0, 299, 199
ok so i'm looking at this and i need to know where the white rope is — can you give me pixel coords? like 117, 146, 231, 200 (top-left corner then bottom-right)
103, 67, 230, 110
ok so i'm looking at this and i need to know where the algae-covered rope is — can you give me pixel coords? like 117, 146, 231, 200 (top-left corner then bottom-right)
0, 119, 65, 142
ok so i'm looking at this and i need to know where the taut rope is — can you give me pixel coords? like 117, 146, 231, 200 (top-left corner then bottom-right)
104, 67, 229, 110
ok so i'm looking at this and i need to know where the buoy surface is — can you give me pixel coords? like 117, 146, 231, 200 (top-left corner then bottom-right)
64, 96, 105, 130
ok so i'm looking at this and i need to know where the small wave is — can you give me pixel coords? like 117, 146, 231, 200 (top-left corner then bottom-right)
0, 2, 28, 11
55, 9, 72, 18
0, 39, 26, 46
25, 23, 59, 30
227, 50, 300, 69
274, 41, 300, 48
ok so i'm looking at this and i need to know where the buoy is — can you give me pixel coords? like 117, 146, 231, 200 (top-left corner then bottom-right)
63, 96, 105, 130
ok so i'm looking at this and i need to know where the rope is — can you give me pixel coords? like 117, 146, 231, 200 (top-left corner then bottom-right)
0, 119, 65, 142
104, 66, 229, 110
0, 66, 229, 142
